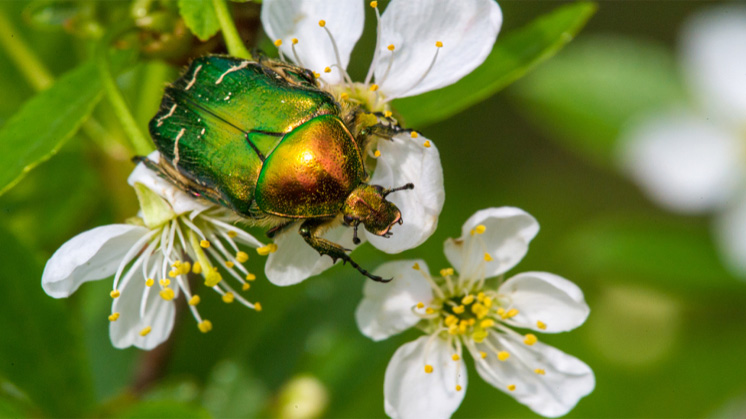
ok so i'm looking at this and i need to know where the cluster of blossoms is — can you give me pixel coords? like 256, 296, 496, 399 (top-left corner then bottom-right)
620, 6, 746, 276
356, 208, 595, 417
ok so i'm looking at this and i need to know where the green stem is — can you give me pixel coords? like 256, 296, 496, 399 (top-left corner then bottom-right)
0, 9, 54, 91
96, 45, 153, 156
212, 0, 252, 59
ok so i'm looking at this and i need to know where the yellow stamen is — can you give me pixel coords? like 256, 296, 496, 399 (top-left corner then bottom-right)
480, 319, 495, 328
468, 318, 475, 326
504, 308, 519, 319
374, 150, 381, 158
254, 302, 263, 311
462, 295, 475, 305
222, 292, 235, 303
139, 326, 152, 337
435, 41, 443, 48
314, 72, 320, 78
423, 140, 431, 148
451, 354, 460, 361
246, 273, 256, 281
410, 131, 419, 138
424, 364, 433, 374
537, 320, 547, 330
108, 312, 120, 322
477, 292, 486, 301
340, 92, 349, 100
242, 282, 250, 291
168, 270, 177, 278
483, 297, 493, 308
318, 20, 326, 27
455, 385, 462, 391
189, 295, 200, 306
484, 253, 493, 262
497, 307, 505, 316
479, 351, 487, 359
369, 84, 379, 91
236, 251, 249, 263
227, 230, 238, 238
384, 111, 393, 118
257, 243, 278, 255
370, 1, 378, 7
205, 270, 222, 287
474, 224, 486, 234
425, 307, 435, 315
472, 329, 488, 343
448, 325, 458, 335
440, 268, 454, 277
453, 305, 465, 314
507, 384, 516, 392
198, 320, 212, 333
146, 278, 154, 287
181, 262, 191, 274
324, 66, 331, 73
445, 315, 458, 327
200, 239, 210, 248
192, 262, 202, 274
387, 44, 395, 51
225, 261, 234, 268
110, 290, 120, 298
412, 263, 420, 270
160, 287, 175, 301
498, 351, 510, 361
416, 302, 425, 309
535, 368, 546, 375
274, 39, 283, 47
524, 334, 538, 346
159, 278, 170, 287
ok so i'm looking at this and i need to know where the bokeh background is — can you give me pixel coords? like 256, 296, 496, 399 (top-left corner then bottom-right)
1, 0, 745, 417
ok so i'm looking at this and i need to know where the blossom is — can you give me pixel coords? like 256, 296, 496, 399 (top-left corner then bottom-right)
618, 6, 746, 275
355, 207, 594, 418
259, 0, 502, 285
42, 153, 268, 350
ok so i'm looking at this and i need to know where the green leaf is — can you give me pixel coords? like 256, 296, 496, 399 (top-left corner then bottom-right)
0, 61, 103, 196
394, 1, 597, 128
513, 35, 686, 165
0, 225, 94, 415
178, 0, 220, 41
116, 400, 211, 418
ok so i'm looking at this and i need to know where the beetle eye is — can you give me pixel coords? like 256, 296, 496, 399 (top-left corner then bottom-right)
372, 185, 385, 194
343, 215, 356, 225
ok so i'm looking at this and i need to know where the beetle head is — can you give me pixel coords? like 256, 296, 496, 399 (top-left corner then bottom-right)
342, 183, 414, 242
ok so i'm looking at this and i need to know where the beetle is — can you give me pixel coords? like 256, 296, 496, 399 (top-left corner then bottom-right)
139, 55, 414, 282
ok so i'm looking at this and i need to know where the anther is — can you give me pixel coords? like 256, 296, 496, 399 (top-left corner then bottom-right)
416, 302, 425, 309
192, 262, 202, 274
108, 312, 120, 322
537, 320, 547, 330
412, 263, 420, 270
370, 1, 378, 7
369, 84, 379, 91
462, 295, 475, 305
535, 369, 546, 375
387, 44, 395, 51
455, 385, 462, 391
292, 38, 298, 45
480, 351, 487, 359
181, 262, 191, 274
139, 326, 152, 337
445, 315, 458, 326
507, 384, 516, 392
246, 273, 256, 281
236, 251, 249, 263
314, 72, 320, 79
474, 224, 486, 234
254, 302, 263, 311
374, 150, 381, 158
189, 295, 201, 305
110, 290, 120, 298
159, 278, 170, 287
200, 239, 210, 248
435, 41, 443, 48
205, 270, 222, 287
222, 292, 235, 303
453, 305, 465, 314
410, 131, 419, 138
318, 20, 326, 27
384, 111, 393, 118
524, 334, 538, 346
228, 231, 238, 238
198, 320, 213, 333
451, 354, 460, 361
225, 261, 235, 268
274, 39, 283, 47
340, 92, 349, 100
483, 297, 493, 308
484, 253, 493, 262
480, 319, 495, 328
425, 307, 435, 315
477, 292, 486, 301
440, 268, 454, 277
146, 278, 154, 287
242, 282, 250, 291
503, 308, 519, 319
324, 66, 332, 73
160, 288, 175, 301
498, 351, 510, 361
424, 364, 434, 374
257, 243, 278, 255
168, 270, 177, 278
423, 140, 431, 148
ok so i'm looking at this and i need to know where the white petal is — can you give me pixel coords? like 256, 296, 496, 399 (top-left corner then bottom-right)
261, 0, 364, 84
264, 223, 361, 286
384, 336, 466, 419
473, 333, 594, 417
444, 207, 539, 280
110, 272, 176, 350
367, 133, 444, 253
42, 225, 149, 298
498, 272, 589, 333
682, 6, 746, 126
375, 0, 502, 98
355, 260, 433, 341
619, 111, 744, 214
714, 192, 746, 277
128, 151, 212, 215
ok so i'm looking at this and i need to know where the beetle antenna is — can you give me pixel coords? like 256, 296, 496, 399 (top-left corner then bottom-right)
352, 224, 361, 245
383, 183, 414, 198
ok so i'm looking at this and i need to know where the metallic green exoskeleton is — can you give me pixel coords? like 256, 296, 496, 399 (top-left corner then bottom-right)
143, 55, 413, 282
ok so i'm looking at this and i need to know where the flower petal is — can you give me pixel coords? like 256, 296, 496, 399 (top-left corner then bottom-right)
264, 223, 361, 286
444, 207, 539, 280
619, 111, 744, 214
375, 0, 502, 98
714, 192, 746, 277
498, 272, 589, 333
261, 0, 364, 84
129, 151, 212, 215
384, 336, 466, 419
42, 224, 149, 298
110, 269, 175, 350
366, 133, 444, 253
355, 260, 433, 341
682, 6, 746, 126
472, 333, 594, 417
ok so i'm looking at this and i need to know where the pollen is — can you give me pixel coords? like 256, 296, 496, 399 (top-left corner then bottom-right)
180, 261, 191, 274
168, 270, 177, 278
412, 262, 420, 270
452, 305, 465, 314
110, 290, 120, 298
318, 20, 326, 27
484, 253, 493, 262
524, 334, 538, 346
455, 385, 462, 391
507, 384, 516, 392
483, 297, 493, 308
423, 140, 431, 148
369, 84, 379, 91
228, 230, 238, 238
387, 44, 395, 51
498, 351, 510, 361
222, 292, 235, 303
435, 41, 443, 48
340, 92, 349, 100
160, 287, 175, 301
159, 278, 170, 287
474, 224, 486, 234
472, 329, 488, 343
146, 278, 154, 287
416, 302, 425, 309
480, 319, 495, 328
370, 1, 378, 7
225, 261, 234, 268
479, 351, 487, 359
108, 312, 120, 322
200, 239, 210, 248
314, 72, 320, 78
410, 131, 419, 138
198, 320, 213, 333
292, 38, 298, 45
504, 308, 519, 319
462, 295, 475, 305
257, 243, 278, 255
425, 307, 435, 315
537, 320, 547, 330
242, 282, 250, 291
189, 295, 201, 305
192, 262, 202, 274
440, 267, 454, 277
451, 354, 460, 361
254, 302, 263, 311
445, 315, 458, 326
246, 273, 256, 281
236, 251, 249, 263
324, 66, 331, 73
205, 270, 222, 287
535, 368, 546, 375
384, 110, 393, 118
424, 364, 434, 374
374, 150, 381, 158
139, 326, 152, 337
274, 39, 283, 47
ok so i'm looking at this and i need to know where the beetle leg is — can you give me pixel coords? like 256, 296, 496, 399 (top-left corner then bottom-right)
299, 219, 391, 283
266, 221, 295, 239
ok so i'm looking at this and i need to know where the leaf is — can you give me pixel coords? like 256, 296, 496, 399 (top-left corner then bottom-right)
512, 35, 686, 165
0, 61, 103, 196
116, 401, 211, 418
394, 1, 597, 128
178, 0, 220, 41
0, 225, 94, 415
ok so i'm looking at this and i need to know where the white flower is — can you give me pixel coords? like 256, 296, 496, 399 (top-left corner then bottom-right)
355, 208, 594, 418
618, 6, 746, 275
42, 152, 269, 350
260, 0, 501, 286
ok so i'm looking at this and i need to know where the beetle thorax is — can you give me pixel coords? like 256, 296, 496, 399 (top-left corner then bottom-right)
342, 184, 401, 236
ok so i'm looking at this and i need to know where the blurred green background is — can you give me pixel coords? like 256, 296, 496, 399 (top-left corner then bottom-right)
1, 0, 745, 417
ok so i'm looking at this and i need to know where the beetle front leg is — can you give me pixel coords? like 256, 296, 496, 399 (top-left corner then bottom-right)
298, 219, 391, 283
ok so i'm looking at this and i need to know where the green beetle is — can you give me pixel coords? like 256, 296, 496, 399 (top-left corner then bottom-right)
141, 55, 413, 282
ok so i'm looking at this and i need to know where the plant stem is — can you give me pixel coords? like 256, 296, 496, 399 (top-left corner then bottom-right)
212, 0, 252, 59
0, 9, 54, 91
